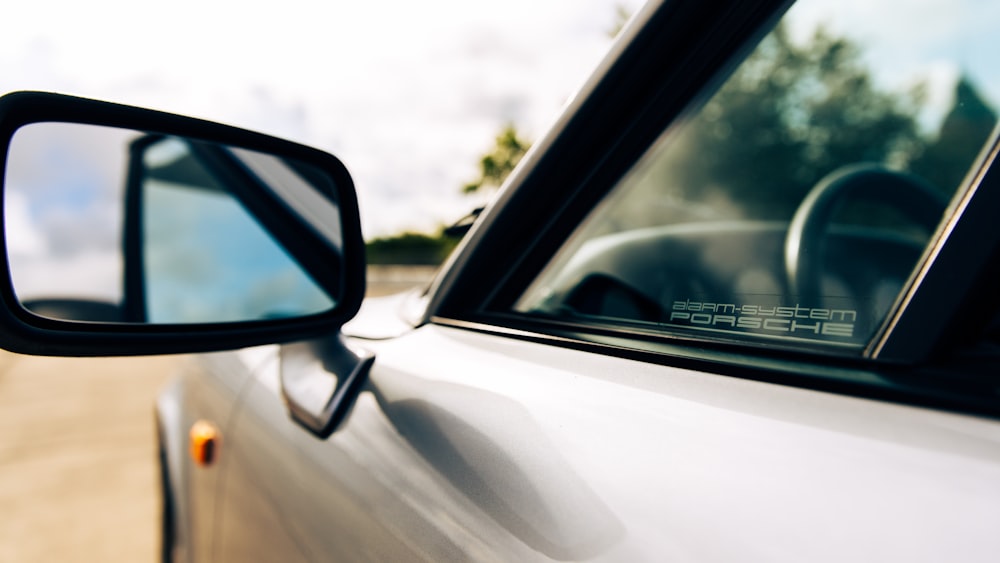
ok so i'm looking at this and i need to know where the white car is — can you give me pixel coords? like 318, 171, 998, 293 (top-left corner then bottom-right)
1, 0, 999, 560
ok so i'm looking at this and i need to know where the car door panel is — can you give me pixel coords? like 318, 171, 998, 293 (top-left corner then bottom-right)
214, 323, 1000, 562
160, 347, 274, 562
215, 345, 430, 561
216, 336, 610, 561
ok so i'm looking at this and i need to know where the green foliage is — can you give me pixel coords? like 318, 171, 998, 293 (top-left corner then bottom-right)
462, 124, 531, 194
613, 22, 996, 231
365, 231, 459, 265
657, 24, 925, 219
608, 3, 633, 38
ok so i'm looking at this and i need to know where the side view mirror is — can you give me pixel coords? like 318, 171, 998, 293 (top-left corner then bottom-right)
0, 91, 366, 356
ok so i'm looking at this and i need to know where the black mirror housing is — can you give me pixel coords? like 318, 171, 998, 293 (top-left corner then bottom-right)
0, 91, 366, 356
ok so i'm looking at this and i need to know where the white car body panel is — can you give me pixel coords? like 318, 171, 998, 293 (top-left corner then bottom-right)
182, 315, 1000, 562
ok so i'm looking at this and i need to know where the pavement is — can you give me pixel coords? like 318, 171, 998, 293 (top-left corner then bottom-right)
0, 352, 178, 562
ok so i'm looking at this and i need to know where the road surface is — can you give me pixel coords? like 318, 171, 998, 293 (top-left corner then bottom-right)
0, 352, 178, 561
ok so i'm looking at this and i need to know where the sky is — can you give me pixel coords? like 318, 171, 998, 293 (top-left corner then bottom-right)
0, 0, 646, 238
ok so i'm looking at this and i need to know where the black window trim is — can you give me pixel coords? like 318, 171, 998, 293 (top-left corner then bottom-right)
872, 131, 1000, 362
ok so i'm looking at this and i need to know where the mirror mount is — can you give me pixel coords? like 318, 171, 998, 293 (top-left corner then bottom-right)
280, 334, 374, 438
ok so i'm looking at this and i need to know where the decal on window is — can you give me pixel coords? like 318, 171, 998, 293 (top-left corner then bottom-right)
668, 299, 857, 341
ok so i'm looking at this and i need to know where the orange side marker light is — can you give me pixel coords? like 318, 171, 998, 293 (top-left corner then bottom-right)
190, 420, 220, 467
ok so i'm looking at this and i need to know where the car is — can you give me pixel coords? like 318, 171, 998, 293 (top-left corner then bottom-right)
2, 0, 1000, 561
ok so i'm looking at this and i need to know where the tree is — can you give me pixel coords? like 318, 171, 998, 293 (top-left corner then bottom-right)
365, 231, 459, 265
638, 23, 928, 223
462, 123, 531, 194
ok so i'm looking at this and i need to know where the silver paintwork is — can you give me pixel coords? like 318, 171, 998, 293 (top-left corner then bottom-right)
160, 301, 1000, 562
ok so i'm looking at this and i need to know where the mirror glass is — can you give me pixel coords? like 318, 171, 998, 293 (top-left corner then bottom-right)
4, 122, 343, 324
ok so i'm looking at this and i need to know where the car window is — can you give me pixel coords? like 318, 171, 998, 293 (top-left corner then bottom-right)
514, 0, 1000, 352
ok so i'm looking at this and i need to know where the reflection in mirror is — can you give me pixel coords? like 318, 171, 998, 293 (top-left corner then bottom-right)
4, 122, 343, 324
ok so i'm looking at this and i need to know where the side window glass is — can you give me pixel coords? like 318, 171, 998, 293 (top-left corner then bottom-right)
139, 138, 334, 323
515, 0, 999, 350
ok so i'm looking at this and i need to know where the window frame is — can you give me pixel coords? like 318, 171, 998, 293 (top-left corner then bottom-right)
421, 0, 1000, 418
427, 0, 792, 324
871, 137, 1000, 362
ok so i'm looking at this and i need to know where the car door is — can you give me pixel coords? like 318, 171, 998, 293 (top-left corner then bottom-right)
160, 348, 269, 562
221, 326, 998, 561
211, 0, 1000, 560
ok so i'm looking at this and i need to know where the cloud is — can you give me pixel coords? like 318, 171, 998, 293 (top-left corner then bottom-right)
9, 249, 123, 303
1, 0, 644, 238
5, 190, 48, 257
4, 123, 131, 302
5, 122, 132, 256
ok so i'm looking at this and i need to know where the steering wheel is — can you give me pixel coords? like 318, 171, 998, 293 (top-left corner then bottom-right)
784, 164, 949, 306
